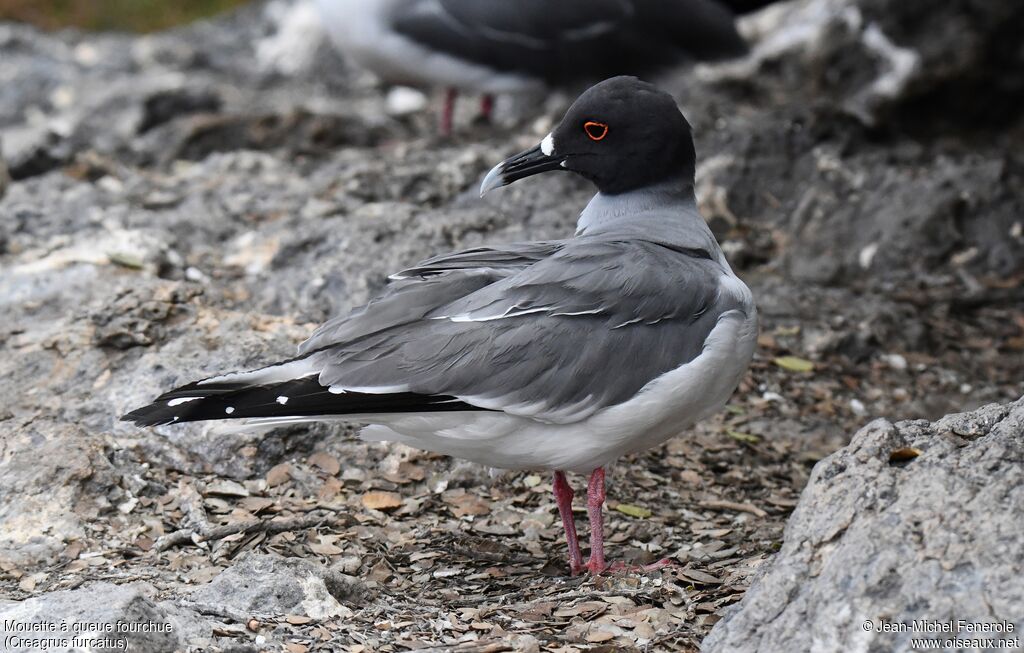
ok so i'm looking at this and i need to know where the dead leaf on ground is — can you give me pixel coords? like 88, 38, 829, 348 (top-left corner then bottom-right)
614, 504, 652, 519
382, 461, 426, 484
773, 356, 815, 372
726, 429, 760, 444
361, 491, 403, 511
677, 568, 723, 585
205, 479, 249, 497
266, 463, 292, 487
308, 537, 344, 556
586, 630, 616, 642
442, 490, 490, 517
308, 452, 341, 476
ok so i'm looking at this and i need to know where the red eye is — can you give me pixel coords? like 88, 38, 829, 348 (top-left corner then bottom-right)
584, 121, 609, 141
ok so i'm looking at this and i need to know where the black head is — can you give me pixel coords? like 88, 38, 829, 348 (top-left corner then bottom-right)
481, 77, 696, 196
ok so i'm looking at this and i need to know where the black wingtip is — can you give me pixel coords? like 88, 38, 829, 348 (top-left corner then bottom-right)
122, 376, 492, 429
120, 405, 178, 427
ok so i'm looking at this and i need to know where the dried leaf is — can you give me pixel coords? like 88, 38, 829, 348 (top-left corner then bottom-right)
205, 479, 249, 497
317, 476, 344, 501
677, 568, 722, 585
726, 429, 760, 444
308, 452, 341, 476
361, 491, 403, 511
308, 539, 344, 556
63, 541, 84, 560
699, 499, 768, 518
107, 252, 144, 269
614, 504, 652, 519
238, 497, 275, 514
266, 463, 292, 487
773, 356, 815, 372
286, 615, 313, 625
634, 622, 657, 640
679, 470, 704, 487
586, 630, 616, 642
382, 461, 426, 484
443, 490, 490, 517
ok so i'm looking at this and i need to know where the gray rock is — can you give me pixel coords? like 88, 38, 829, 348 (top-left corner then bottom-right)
0, 582, 203, 653
0, 425, 117, 567
703, 396, 1024, 653
0, 139, 8, 200
188, 552, 369, 619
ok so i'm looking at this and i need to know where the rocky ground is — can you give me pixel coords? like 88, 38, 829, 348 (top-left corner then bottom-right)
0, 0, 1021, 651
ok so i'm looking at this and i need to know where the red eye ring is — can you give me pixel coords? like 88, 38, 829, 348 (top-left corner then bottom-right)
584, 121, 609, 141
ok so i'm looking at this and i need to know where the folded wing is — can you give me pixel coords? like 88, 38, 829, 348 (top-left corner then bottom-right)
315, 237, 745, 423
123, 238, 748, 427
392, 0, 746, 84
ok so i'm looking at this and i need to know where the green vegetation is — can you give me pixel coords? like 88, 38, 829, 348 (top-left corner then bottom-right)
0, 0, 249, 32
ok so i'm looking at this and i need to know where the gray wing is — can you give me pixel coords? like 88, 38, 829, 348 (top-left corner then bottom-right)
392, 0, 633, 78
392, 241, 562, 278
313, 237, 747, 423
392, 0, 745, 84
298, 241, 563, 354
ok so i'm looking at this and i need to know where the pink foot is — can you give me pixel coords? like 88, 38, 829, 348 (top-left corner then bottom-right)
580, 468, 675, 575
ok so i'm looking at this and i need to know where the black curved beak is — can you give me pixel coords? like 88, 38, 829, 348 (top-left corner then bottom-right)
479, 142, 568, 196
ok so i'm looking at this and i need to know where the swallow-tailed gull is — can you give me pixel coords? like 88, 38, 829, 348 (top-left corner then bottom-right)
313, 0, 768, 133
124, 76, 758, 575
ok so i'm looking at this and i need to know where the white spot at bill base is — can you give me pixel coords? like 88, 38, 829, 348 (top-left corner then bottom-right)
276, 396, 289, 405
225, 407, 235, 414
540, 132, 555, 156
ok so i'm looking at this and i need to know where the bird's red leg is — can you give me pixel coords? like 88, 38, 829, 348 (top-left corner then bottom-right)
479, 94, 495, 122
583, 467, 674, 574
440, 88, 458, 136
585, 467, 607, 574
553, 471, 583, 575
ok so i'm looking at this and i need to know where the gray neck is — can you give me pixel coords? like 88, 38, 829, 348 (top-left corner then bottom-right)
576, 180, 729, 268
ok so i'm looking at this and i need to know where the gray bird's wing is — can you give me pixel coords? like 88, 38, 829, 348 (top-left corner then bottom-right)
298, 241, 564, 354
311, 237, 747, 423
391, 0, 745, 83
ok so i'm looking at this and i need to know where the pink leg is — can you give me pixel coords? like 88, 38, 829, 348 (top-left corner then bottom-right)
582, 467, 675, 575
585, 467, 606, 574
440, 88, 457, 136
479, 94, 495, 122
553, 471, 583, 575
